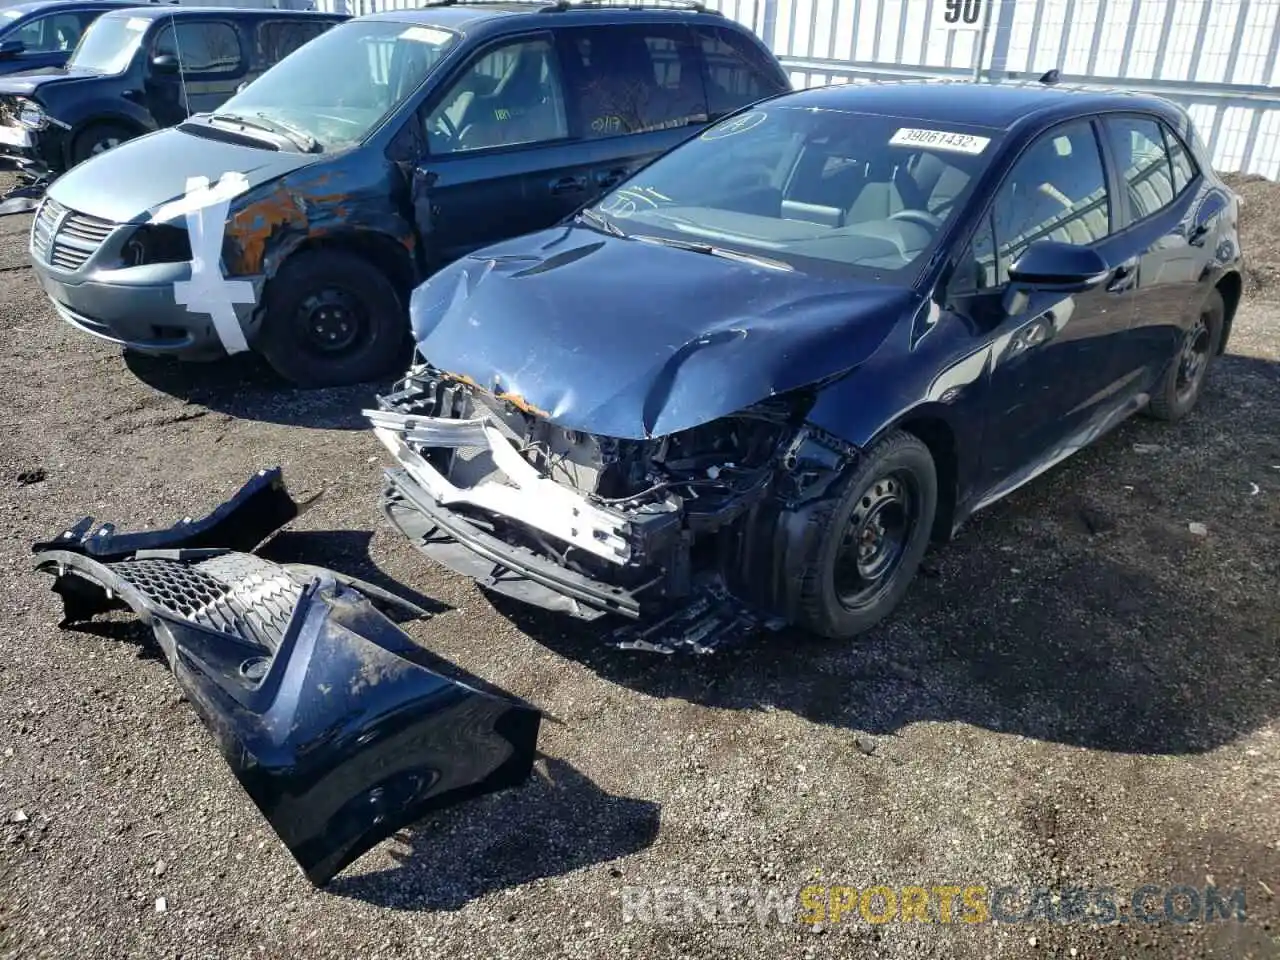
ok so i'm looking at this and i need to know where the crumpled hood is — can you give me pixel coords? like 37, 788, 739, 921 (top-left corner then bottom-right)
410, 226, 917, 439
48, 125, 321, 224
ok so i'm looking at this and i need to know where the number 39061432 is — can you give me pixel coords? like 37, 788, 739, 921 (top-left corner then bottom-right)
943, 0, 983, 23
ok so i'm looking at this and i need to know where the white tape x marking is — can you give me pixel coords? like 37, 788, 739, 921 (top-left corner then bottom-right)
150, 173, 255, 354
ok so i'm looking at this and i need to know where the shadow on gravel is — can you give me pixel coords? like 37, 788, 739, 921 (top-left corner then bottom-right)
327, 756, 660, 911
483, 354, 1280, 758
123, 350, 391, 430
256, 529, 450, 616
495, 541, 1279, 758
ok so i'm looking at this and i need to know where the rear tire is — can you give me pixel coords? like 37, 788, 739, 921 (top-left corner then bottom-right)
257, 249, 408, 388
70, 122, 134, 167
1146, 288, 1224, 422
794, 430, 937, 639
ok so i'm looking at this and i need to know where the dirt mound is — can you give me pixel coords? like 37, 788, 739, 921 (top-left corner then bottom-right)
1223, 172, 1280, 297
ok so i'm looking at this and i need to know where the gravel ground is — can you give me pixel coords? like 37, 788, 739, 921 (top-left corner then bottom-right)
0, 171, 1277, 960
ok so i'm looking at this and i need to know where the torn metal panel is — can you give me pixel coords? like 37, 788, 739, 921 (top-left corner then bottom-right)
366, 368, 842, 646
32, 474, 541, 886
367, 408, 632, 565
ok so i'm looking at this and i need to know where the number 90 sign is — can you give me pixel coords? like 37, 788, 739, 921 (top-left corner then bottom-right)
937, 0, 985, 30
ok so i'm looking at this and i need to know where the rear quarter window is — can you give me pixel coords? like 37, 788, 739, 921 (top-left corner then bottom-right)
693, 25, 786, 119
255, 20, 329, 65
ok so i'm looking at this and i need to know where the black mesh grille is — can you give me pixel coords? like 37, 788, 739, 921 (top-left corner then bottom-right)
107, 555, 304, 652
111, 559, 228, 617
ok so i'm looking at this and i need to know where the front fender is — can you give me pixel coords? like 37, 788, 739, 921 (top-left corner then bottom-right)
805, 307, 991, 452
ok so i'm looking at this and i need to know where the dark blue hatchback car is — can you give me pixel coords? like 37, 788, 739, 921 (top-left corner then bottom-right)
367, 80, 1244, 649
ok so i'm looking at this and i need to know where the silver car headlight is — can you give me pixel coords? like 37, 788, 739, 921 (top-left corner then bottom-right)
16, 99, 47, 130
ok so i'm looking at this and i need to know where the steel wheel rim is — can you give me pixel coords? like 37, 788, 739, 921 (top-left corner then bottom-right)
295, 287, 367, 356
834, 471, 918, 610
1175, 312, 1212, 401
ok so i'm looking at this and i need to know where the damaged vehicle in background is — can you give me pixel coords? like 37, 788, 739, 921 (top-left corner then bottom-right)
28, 1, 788, 386
0, 2, 343, 182
368, 81, 1243, 650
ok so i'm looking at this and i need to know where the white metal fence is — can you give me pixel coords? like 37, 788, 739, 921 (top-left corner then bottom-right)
318, 0, 1280, 177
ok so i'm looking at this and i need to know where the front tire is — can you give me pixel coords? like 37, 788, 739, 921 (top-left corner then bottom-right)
70, 122, 134, 166
1146, 288, 1224, 422
257, 249, 408, 388
794, 430, 937, 639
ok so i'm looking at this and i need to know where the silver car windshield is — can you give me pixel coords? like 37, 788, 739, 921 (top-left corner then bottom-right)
66, 13, 149, 75
211, 19, 458, 153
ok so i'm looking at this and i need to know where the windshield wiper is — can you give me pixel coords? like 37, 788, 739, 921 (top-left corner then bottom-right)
209, 112, 320, 153
632, 234, 793, 272
574, 207, 627, 239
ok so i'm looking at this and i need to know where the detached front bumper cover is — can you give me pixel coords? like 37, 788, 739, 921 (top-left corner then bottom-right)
31, 468, 542, 886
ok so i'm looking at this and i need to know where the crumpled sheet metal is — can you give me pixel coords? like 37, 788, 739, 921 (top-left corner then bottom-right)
31, 470, 542, 886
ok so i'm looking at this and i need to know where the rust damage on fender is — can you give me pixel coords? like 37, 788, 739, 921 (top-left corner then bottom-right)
224, 167, 418, 279
226, 180, 308, 275
434, 371, 551, 419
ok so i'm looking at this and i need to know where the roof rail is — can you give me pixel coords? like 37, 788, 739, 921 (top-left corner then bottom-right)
415, 0, 719, 12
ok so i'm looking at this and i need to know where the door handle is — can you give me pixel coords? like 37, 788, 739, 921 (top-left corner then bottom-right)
1007, 314, 1055, 357
549, 175, 587, 196
594, 167, 628, 189
1106, 259, 1138, 293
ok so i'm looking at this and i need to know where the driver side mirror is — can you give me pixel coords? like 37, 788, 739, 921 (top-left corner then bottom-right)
1003, 241, 1110, 316
0, 39, 25, 59
150, 53, 180, 74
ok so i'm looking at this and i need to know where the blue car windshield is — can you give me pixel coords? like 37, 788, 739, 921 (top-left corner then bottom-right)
591, 105, 999, 279
67, 13, 149, 74
213, 19, 458, 152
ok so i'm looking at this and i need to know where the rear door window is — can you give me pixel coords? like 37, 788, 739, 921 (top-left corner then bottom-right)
559, 24, 707, 139
153, 21, 242, 74
693, 25, 786, 119
1163, 123, 1198, 196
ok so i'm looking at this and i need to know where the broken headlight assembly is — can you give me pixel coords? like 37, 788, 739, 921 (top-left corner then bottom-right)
121, 223, 192, 267
368, 368, 858, 650
15, 98, 47, 130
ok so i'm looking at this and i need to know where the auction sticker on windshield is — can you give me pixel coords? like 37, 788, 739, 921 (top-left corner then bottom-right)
889, 127, 990, 154
400, 26, 451, 44
126, 17, 149, 30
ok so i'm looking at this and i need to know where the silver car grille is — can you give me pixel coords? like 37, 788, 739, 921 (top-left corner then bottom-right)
30, 197, 119, 272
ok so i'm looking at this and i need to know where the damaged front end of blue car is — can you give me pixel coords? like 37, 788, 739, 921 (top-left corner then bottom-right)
31, 468, 542, 886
